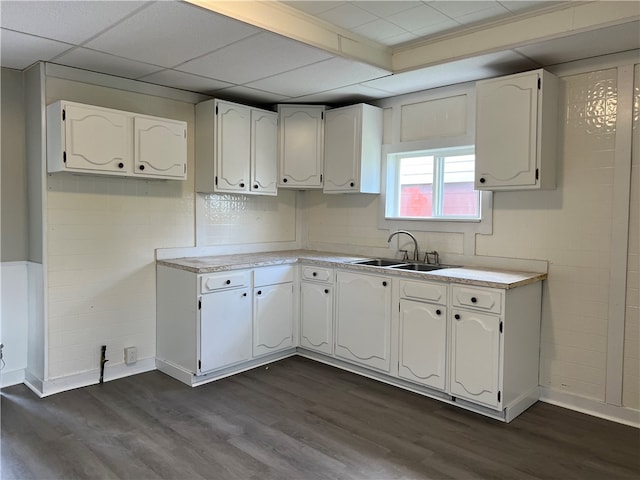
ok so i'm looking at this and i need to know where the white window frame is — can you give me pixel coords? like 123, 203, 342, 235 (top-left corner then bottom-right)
386, 146, 480, 221
379, 144, 492, 235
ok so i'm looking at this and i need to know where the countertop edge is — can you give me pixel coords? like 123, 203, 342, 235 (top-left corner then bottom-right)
157, 251, 547, 289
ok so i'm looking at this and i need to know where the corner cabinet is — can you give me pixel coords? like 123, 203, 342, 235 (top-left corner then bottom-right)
323, 103, 383, 194
277, 105, 325, 189
335, 270, 392, 372
47, 100, 187, 180
196, 99, 277, 196
475, 69, 559, 190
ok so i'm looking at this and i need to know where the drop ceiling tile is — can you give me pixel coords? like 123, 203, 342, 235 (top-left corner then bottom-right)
499, 1, 560, 13
353, 19, 407, 43
0, 1, 151, 44
387, 4, 451, 31
378, 31, 420, 47
85, 2, 259, 68
317, 3, 378, 30
138, 69, 233, 94
291, 83, 393, 103
0, 29, 73, 70
176, 32, 332, 85
428, 1, 499, 18
281, 1, 347, 16
215, 85, 292, 104
356, 1, 423, 18
53, 47, 163, 79
455, 5, 511, 25
411, 19, 461, 39
245, 57, 390, 97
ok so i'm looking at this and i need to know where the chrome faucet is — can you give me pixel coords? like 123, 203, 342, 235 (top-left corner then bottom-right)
387, 230, 419, 262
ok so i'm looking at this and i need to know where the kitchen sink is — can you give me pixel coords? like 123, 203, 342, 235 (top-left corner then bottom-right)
352, 258, 405, 267
390, 263, 455, 272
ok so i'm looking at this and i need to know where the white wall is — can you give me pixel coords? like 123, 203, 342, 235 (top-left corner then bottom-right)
623, 64, 639, 409
0, 262, 28, 386
42, 76, 195, 383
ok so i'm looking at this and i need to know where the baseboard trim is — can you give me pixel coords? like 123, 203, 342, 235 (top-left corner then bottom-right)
539, 387, 640, 428
35, 358, 156, 397
1, 368, 26, 388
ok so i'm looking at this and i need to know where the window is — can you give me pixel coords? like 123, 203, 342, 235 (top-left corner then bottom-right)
386, 146, 480, 221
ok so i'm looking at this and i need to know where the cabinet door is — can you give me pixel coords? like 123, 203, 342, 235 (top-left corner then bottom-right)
323, 106, 359, 192
253, 283, 294, 356
450, 309, 502, 409
251, 109, 278, 195
398, 300, 447, 390
300, 281, 333, 355
64, 103, 130, 173
335, 271, 392, 371
475, 72, 539, 189
134, 116, 187, 179
216, 100, 250, 193
200, 288, 252, 373
278, 106, 324, 188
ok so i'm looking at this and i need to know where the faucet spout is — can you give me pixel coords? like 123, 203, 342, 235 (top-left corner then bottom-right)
387, 230, 419, 262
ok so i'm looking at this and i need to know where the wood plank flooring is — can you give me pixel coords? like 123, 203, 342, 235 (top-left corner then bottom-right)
2, 356, 639, 479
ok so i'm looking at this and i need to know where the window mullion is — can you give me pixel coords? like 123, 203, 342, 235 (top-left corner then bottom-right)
433, 156, 444, 217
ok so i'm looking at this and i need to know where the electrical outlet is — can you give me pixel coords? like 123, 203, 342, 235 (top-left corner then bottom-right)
124, 346, 137, 365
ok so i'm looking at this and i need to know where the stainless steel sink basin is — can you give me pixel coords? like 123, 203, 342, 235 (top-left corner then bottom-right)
390, 263, 455, 272
352, 258, 405, 267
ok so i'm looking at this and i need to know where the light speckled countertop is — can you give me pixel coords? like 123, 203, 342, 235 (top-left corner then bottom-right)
157, 250, 546, 289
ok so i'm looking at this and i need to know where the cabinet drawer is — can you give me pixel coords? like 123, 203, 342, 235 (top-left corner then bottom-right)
399, 280, 447, 305
301, 265, 333, 283
254, 265, 294, 287
200, 270, 250, 293
452, 285, 502, 314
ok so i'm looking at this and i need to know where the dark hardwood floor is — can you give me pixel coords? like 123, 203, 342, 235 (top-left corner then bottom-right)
2, 356, 639, 479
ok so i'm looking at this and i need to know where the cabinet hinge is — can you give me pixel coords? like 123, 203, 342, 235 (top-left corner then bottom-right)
62, 109, 66, 121
215, 176, 218, 186
498, 390, 501, 402
320, 174, 323, 182
499, 321, 503, 333
535, 168, 539, 180
321, 111, 324, 120
63, 151, 66, 163
198, 299, 202, 310
538, 78, 541, 90
184, 129, 187, 139
198, 360, 201, 370
215, 105, 218, 115
183, 164, 186, 174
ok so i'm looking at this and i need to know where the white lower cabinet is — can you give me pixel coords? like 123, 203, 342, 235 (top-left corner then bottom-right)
397, 279, 448, 390
450, 308, 501, 408
398, 299, 447, 391
335, 271, 392, 372
200, 286, 252, 373
253, 266, 294, 357
299, 266, 334, 355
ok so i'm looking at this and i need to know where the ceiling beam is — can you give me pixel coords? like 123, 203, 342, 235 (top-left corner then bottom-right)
392, 1, 640, 72
184, 0, 393, 72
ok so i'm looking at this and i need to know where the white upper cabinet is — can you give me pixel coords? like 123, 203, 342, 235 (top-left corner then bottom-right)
277, 105, 325, 189
215, 100, 251, 193
134, 116, 187, 178
47, 100, 186, 180
323, 103, 382, 194
250, 108, 278, 195
196, 99, 277, 196
475, 69, 558, 190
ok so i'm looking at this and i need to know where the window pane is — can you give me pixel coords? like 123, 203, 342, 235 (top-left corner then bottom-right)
399, 156, 433, 217
442, 154, 478, 216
